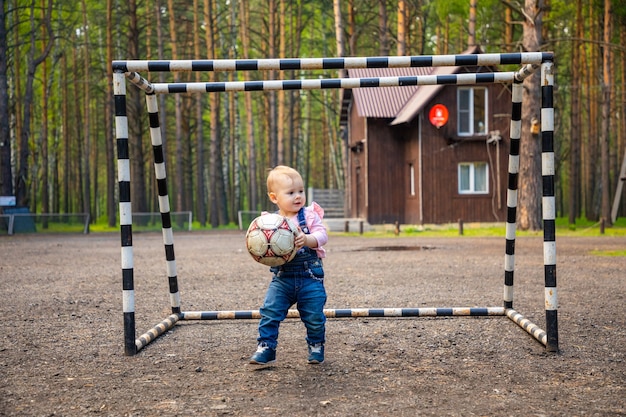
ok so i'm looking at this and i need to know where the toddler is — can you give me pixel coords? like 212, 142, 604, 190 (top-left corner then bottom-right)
249, 165, 328, 365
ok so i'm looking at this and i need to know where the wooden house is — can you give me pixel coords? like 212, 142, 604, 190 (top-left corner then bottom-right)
341, 47, 512, 225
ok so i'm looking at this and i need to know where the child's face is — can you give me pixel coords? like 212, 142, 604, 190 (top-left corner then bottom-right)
269, 174, 306, 217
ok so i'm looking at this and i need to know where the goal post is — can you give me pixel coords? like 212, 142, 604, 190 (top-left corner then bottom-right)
112, 52, 558, 356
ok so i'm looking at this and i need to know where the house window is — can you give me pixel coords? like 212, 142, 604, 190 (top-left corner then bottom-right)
458, 162, 489, 194
409, 163, 416, 196
457, 87, 487, 136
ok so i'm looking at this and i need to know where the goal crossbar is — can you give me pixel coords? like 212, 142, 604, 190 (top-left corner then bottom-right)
112, 52, 551, 73
113, 52, 558, 356
127, 70, 535, 95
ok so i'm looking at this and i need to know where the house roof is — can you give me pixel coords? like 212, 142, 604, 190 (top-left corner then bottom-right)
348, 67, 432, 119
390, 65, 459, 125
344, 45, 483, 126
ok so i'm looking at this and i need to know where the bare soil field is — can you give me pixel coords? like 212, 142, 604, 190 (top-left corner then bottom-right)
0, 231, 624, 416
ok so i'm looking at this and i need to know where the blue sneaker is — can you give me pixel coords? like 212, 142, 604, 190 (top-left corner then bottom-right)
249, 343, 276, 365
307, 343, 324, 364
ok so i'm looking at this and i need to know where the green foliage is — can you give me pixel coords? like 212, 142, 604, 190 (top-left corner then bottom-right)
613, 0, 626, 22
2, 0, 625, 229
428, 0, 468, 21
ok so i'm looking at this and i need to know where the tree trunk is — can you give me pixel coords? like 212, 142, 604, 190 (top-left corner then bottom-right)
239, 0, 258, 211
518, 0, 543, 231
276, 0, 285, 165
435, 25, 442, 55
0, 0, 12, 198
600, 0, 611, 225
397, 0, 407, 55
15, 0, 54, 208
167, 0, 184, 214
505, 7, 513, 52
50, 109, 58, 213
268, 0, 278, 167
61, 52, 69, 213
40, 1, 49, 222
568, 0, 582, 224
183, 97, 193, 215
12, 0, 22, 200
583, 1, 600, 220
468, 0, 476, 48
193, 0, 207, 226
105, 0, 116, 227
81, 0, 91, 222
444, 16, 450, 55
222, 2, 240, 223
613, 22, 626, 221
290, 3, 303, 169
409, 0, 425, 54
334, 0, 347, 73
154, 0, 167, 207
347, 0, 357, 55
229, 0, 240, 224
204, 0, 226, 227
378, 0, 389, 55
127, 0, 148, 216
70, 36, 84, 213
323, 88, 343, 189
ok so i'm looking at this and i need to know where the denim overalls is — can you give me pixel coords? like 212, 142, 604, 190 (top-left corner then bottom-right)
257, 208, 327, 349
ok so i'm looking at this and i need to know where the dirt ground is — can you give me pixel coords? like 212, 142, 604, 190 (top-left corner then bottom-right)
0, 230, 624, 416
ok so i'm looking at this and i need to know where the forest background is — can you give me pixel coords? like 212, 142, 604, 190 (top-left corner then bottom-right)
0, 0, 625, 231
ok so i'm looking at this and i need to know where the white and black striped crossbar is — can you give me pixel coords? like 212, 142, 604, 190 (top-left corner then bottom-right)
112, 52, 553, 73
135, 313, 181, 352
127, 71, 533, 96
131, 307, 545, 353
181, 307, 506, 320
155, 72, 517, 94
506, 308, 548, 346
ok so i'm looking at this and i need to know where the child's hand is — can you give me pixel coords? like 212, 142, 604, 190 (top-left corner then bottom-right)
294, 229, 306, 250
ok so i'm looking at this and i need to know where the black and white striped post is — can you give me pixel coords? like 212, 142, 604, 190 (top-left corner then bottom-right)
113, 72, 137, 356
501, 60, 558, 352
504, 80, 522, 311
541, 61, 558, 352
113, 52, 559, 355
145, 93, 182, 317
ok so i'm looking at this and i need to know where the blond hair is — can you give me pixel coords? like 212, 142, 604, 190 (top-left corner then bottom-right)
266, 165, 302, 193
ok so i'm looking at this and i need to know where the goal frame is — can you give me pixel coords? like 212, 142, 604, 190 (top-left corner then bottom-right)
112, 52, 558, 356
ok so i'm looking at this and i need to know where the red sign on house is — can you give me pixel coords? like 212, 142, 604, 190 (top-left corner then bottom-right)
429, 104, 449, 128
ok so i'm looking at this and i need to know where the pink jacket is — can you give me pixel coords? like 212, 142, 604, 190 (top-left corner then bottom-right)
288, 202, 327, 259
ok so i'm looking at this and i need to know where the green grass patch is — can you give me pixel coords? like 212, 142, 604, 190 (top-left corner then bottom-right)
28, 215, 626, 238
89, 219, 240, 233
590, 249, 626, 257
343, 218, 626, 238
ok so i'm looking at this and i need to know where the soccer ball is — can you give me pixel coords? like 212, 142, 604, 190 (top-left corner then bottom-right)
245, 213, 299, 266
